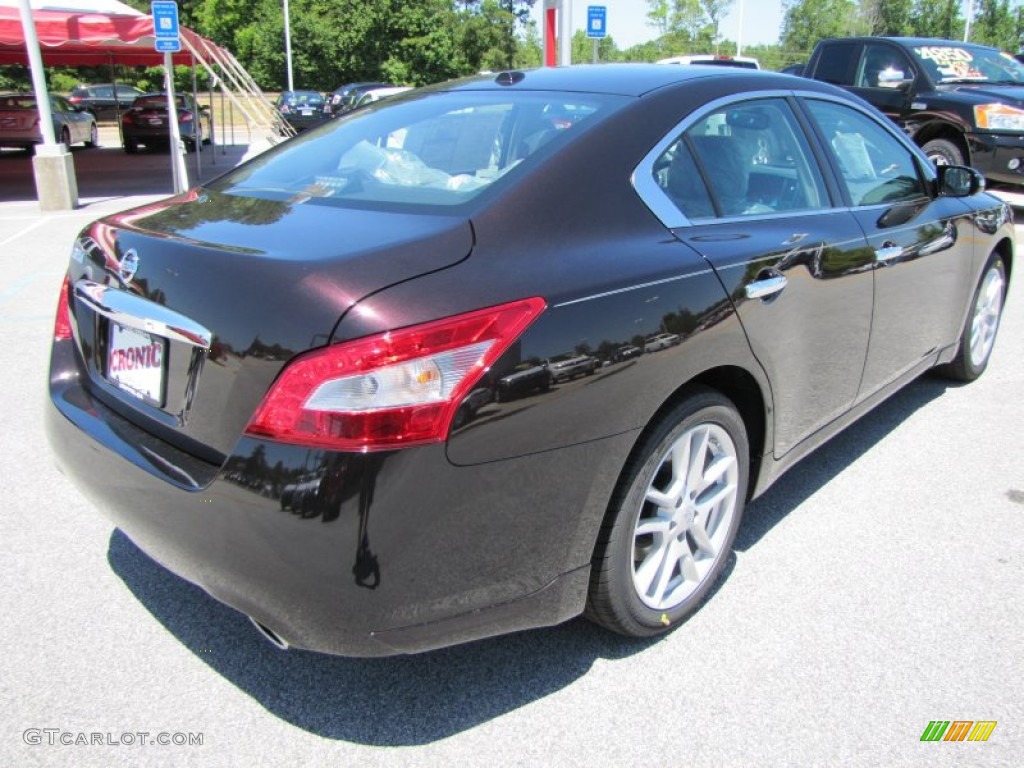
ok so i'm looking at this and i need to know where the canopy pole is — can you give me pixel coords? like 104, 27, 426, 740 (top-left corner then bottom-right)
208, 69, 216, 164
17, 0, 77, 209
191, 57, 201, 180
163, 52, 188, 194
110, 53, 123, 137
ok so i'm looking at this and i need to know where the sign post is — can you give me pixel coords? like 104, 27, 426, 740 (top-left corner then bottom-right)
587, 6, 607, 64
151, 1, 188, 193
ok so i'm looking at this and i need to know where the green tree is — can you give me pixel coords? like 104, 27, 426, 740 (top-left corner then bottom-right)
781, 0, 861, 53
910, 0, 964, 40
862, 0, 914, 35
971, 0, 1018, 50
571, 29, 621, 63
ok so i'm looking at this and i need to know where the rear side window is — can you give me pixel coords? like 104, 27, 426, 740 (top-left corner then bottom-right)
654, 97, 828, 220
805, 100, 926, 206
214, 91, 624, 208
813, 42, 859, 85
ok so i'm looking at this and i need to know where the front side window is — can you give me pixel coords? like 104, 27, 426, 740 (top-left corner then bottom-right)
856, 44, 915, 88
653, 97, 828, 220
212, 91, 624, 209
805, 100, 926, 206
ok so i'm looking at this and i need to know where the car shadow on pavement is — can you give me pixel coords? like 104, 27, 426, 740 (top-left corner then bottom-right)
106, 372, 952, 746
735, 373, 951, 552
107, 529, 660, 745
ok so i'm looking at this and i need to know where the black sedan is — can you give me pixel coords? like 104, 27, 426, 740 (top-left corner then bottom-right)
120, 93, 210, 153
275, 90, 326, 132
47, 65, 1012, 657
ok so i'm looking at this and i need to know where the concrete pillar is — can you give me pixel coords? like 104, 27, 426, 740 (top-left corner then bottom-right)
32, 143, 78, 211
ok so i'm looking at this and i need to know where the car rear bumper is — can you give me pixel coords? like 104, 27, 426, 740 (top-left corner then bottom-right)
47, 339, 624, 656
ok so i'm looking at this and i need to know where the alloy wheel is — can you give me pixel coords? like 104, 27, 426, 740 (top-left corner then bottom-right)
968, 263, 1005, 369
632, 422, 739, 610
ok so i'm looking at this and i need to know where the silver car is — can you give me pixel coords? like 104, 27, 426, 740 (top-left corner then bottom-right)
0, 93, 98, 150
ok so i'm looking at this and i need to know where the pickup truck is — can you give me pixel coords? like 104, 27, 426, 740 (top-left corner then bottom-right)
802, 36, 1024, 185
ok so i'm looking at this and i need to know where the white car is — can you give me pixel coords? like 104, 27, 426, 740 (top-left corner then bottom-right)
644, 333, 681, 352
657, 54, 760, 70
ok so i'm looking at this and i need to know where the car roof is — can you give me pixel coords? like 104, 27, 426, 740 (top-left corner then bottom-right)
440, 63, 766, 97
842, 36, 1001, 52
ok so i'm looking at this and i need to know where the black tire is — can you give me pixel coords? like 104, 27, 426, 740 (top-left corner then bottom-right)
936, 254, 1007, 381
59, 127, 72, 150
124, 138, 137, 154
586, 388, 749, 637
84, 122, 99, 148
921, 137, 964, 167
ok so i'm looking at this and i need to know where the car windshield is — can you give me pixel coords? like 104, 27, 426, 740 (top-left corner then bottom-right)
211, 90, 624, 209
911, 44, 1024, 84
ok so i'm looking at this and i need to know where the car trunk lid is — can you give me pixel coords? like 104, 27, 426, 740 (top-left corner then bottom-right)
65, 189, 474, 463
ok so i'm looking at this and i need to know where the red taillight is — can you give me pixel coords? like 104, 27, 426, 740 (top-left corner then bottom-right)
181, 111, 193, 122
121, 113, 134, 125
69, 95, 82, 103
245, 298, 547, 451
54, 274, 72, 340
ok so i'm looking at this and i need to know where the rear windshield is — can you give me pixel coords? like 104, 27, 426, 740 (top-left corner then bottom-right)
133, 95, 188, 109
283, 92, 324, 104
0, 96, 37, 109
210, 90, 625, 209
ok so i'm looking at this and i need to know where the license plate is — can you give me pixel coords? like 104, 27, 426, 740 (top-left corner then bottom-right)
147, 118, 163, 125
107, 323, 166, 406
301, 108, 313, 116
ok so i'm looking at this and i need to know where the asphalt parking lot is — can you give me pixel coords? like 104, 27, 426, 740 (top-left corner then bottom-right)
1, 147, 1021, 766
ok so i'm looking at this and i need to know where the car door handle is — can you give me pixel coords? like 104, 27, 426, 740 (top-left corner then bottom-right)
874, 244, 903, 262
745, 274, 788, 300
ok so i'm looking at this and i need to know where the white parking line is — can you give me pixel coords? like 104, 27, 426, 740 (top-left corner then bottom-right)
0, 218, 48, 248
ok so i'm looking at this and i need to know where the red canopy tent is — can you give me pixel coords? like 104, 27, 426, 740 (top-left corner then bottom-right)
0, 0, 225, 66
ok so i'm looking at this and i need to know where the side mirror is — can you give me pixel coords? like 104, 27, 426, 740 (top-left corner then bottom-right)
937, 165, 984, 197
877, 67, 914, 90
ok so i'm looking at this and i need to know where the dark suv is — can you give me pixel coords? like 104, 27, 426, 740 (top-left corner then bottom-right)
802, 37, 1024, 185
68, 83, 144, 121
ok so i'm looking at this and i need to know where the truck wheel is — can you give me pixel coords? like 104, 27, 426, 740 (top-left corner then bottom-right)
922, 138, 963, 167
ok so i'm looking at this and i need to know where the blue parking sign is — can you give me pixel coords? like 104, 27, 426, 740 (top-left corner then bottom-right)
151, 1, 180, 39
587, 6, 606, 39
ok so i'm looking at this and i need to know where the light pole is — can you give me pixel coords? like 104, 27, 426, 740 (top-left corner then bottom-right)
283, 0, 294, 91
736, 0, 745, 57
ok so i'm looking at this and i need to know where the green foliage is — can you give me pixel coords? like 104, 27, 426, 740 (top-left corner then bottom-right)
571, 30, 622, 64
910, 0, 965, 40
971, 0, 1019, 51
782, 0, 861, 53
645, 0, 735, 50
862, 0, 914, 36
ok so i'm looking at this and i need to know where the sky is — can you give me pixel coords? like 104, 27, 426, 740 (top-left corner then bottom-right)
530, 0, 788, 51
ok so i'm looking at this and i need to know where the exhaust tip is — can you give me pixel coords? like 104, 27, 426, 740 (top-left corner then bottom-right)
249, 616, 289, 650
